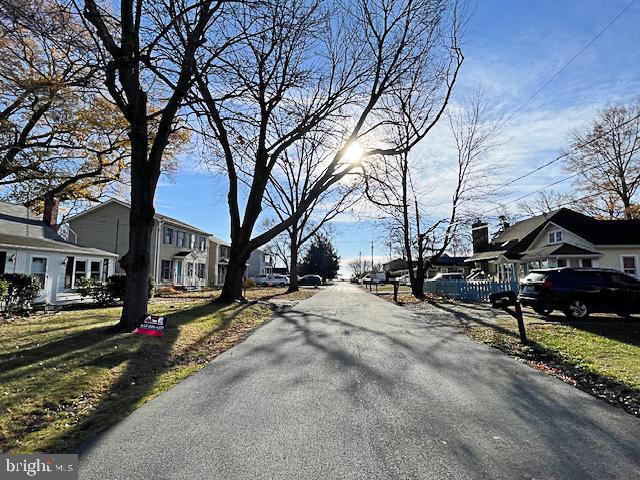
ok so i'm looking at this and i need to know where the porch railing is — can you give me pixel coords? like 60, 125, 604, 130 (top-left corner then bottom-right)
423, 279, 520, 303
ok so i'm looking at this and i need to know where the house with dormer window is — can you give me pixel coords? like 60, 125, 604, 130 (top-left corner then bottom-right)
466, 208, 640, 281
68, 199, 210, 289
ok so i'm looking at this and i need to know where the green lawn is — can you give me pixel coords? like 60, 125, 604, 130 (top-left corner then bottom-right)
0, 299, 276, 453
460, 311, 640, 390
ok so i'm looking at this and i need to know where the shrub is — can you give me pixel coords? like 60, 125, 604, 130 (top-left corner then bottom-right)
75, 278, 116, 306
106, 275, 155, 300
0, 273, 40, 314
243, 278, 256, 288
0, 278, 8, 300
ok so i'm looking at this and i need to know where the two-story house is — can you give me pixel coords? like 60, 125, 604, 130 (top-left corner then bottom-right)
68, 199, 210, 289
207, 238, 274, 286
208, 236, 231, 287
466, 208, 640, 281
246, 249, 274, 279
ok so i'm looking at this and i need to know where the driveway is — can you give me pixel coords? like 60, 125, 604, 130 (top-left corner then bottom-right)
79, 283, 639, 479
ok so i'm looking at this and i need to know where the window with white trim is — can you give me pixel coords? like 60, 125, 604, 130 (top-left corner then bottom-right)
74, 260, 86, 286
90, 261, 101, 281
163, 227, 174, 244
176, 231, 186, 247
548, 229, 562, 244
196, 263, 206, 278
161, 260, 172, 281
621, 256, 637, 277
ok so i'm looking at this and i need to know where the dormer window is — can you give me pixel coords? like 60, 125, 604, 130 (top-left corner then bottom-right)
548, 229, 562, 244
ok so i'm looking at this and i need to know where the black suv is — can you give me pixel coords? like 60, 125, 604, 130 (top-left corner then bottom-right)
519, 268, 640, 320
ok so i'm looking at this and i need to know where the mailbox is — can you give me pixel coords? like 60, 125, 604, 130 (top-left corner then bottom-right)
489, 291, 517, 309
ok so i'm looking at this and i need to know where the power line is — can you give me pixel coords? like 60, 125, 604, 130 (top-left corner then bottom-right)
501, 0, 637, 126
489, 112, 640, 195
480, 144, 639, 216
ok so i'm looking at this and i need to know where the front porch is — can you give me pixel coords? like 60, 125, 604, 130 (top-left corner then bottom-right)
159, 251, 207, 290
495, 244, 602, 281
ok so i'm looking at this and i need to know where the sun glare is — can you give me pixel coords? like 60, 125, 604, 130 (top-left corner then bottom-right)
342, 142, 365, 164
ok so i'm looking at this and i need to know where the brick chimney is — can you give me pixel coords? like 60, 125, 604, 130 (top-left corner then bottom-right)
43, 195, 59, 229
471, 221, 489, 253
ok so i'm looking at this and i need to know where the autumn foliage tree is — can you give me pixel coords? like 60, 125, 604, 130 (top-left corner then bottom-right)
0, 0, 129, 207
566, 99, 640, 219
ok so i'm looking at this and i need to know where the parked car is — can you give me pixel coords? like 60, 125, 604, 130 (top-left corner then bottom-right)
266, 274, 289, 287
254, 274, 270, 286
428, 272, 466, 282
360, 272, 386, 284
299, 274, 322, 287
519, 267, 640, 320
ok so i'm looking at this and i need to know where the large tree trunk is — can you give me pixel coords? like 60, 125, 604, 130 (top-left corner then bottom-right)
287, 231, 299, 293
411, 259, 425, 298
218, 242, 251, 302
118, 140, 155, 330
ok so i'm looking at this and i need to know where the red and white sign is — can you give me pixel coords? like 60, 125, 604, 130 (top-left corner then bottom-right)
135, 315, 167, 337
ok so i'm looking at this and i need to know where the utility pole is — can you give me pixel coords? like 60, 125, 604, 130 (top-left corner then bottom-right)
371, 241, 374, 273
370, 241, 375, 292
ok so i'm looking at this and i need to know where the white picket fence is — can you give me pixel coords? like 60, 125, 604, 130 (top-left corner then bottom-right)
423, 279, 519, 303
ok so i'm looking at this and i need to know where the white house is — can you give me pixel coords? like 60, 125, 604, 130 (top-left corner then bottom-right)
466, 208, 640, 281
0, 201, 118, 306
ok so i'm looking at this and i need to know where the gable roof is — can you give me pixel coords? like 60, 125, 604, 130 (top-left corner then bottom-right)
0, 202, 117, 257
68, 198, 211, 236
0, 201, 61, 241
468, 207, 640, 263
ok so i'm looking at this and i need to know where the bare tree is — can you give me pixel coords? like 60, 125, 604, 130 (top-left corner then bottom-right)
364, 93, 497, 297
78, 0, 222, 330
517, 190, 574, 216
196, 0, 465, 301
566, 99, 640, 219
264, 132, 361, 292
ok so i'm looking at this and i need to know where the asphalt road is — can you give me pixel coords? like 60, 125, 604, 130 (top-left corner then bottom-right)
79, 283, 640, 480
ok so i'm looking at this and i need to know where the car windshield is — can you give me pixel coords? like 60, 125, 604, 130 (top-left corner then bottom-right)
524, 272, 548, 282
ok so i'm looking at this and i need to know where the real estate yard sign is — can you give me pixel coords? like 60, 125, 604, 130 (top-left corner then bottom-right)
135, 315, 167, 337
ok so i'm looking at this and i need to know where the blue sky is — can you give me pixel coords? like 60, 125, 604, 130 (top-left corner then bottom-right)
154, 0, 640, 273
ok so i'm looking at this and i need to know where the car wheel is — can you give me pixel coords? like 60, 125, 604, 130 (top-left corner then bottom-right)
564, 299, 589, 320
533, 306, 553, 316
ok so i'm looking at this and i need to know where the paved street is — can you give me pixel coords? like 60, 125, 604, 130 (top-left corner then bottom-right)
79, 283, 640, 479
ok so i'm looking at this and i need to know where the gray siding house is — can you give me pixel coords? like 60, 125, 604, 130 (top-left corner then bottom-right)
0, 201, 118, 306
246, 249, 273, 279
68, 199, 210, 289
208, 236, 231, 287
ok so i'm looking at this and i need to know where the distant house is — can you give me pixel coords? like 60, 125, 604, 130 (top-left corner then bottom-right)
0, 200, 118, 306
382, 258, 409, 273
208, 236, 231, 287
68, 199, 210, 289
382, 253, 469, 279
246, 249, 274, 279
466, 208, 640, 281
